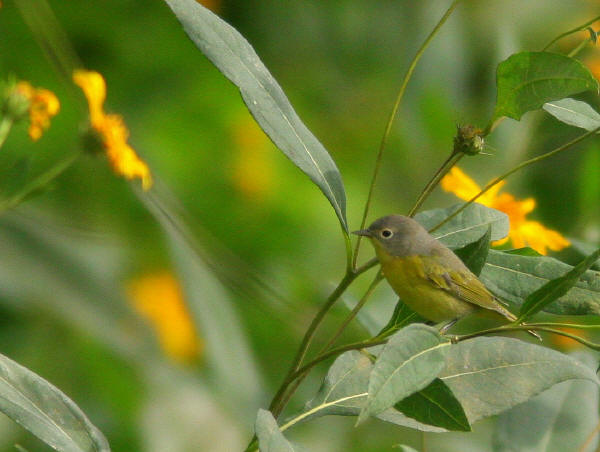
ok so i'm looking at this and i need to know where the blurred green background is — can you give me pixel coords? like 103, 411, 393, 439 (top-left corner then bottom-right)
0, 0, 599, 451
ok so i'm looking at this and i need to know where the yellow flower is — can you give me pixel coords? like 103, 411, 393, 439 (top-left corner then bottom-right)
14, 81, 60, 141
441, 167, 570, 255
127, 271, 202, 364
72, 70, 152, 190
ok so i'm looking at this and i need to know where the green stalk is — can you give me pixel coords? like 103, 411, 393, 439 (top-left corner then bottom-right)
454, 324, 600, 350
245, 337, 387, 452
353, 0, 462, 268
0, 151, 80, 215
267, 271, 356, 415
320, 271, 383, 353
407, 152, 464, 217
429, 127, 600, 234
542, 15, 600, 51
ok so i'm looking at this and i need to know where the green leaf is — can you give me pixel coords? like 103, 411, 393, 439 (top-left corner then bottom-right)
493, 352, 599, 452
519, 248, 600, 321
394, 378, 470, 432
415, 203, 508, 250
481, 249, 600, 315
255, 409, 296, 452
164, 0, 348, 231
376, 301, 424, 339
493, 52, 598, 121
543, 98, 600, 131
360, 325, 450, 422
0, 352, 110, 452
440, 337, 599, 424
454, 226, 491, 276
299, 351, 446, 432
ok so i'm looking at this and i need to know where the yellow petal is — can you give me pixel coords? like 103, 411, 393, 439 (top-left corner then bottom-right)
15, 81, 60, 141
511, 221, 570, 255
73, 69, 106, 127
441, 167, 482, 201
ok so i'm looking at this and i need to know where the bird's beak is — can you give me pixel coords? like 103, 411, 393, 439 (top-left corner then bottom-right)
352, 229, 372, 237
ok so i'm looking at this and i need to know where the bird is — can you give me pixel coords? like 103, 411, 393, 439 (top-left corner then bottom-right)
353, 214, 539, 338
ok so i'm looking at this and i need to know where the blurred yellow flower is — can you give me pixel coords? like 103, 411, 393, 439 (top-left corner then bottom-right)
14, 81, 60, 141
585, 53, 600, 81
72, 69, 152, 190
441, 167, 570, 255
549, 327, 585, 351
229, 112, 275, 201
127, 271, 202, 364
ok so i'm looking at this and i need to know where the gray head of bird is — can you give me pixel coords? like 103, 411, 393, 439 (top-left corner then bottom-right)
352, 215, 438, 258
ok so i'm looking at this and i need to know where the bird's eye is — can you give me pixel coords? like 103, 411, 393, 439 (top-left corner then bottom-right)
380, 229, 393, 239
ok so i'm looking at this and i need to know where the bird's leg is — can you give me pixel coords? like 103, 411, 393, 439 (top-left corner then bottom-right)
439, 318, 459, 335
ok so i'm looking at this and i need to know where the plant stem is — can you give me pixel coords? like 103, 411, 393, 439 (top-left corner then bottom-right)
267, 271, 355, 415
407, 152, 463, 217
568, 39, 590, 58
429, 127, 600, 234
320, 271, 383, 354
245, 337, 388, 452
542, 15, 600, 51
453, 324, 600, 350
266, 258, 380, 420
268, 261, 380, 418
344, 230, 353, 273
288, 337, 389, 389
527, 322, 600, 330
0, 151, 80, 215
0, 116, 14, 149
352, 0, 461, 269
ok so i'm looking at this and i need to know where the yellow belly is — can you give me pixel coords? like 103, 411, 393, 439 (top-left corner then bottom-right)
380, 255, 475, 323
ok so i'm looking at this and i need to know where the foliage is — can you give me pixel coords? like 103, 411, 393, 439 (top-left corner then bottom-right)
1, 1, 600, 451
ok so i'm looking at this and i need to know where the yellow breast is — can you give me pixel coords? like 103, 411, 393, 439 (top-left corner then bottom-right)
377, 252, 475, 323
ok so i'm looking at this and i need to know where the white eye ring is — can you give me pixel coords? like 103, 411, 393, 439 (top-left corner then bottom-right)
380, 229, 393, 239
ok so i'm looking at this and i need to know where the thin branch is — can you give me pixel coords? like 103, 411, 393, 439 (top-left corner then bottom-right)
0, 151, 80, 215
320, 271, 383, 353
353, 0, 462, 268
429, 127, 600, 234
407, 152, 464, 217
542, 15, 600, 51
453, 324, 600, 350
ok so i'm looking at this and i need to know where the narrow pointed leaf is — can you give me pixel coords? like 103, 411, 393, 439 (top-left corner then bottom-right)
481, 250, 600, 315
440, 337, 599, 424
298, 351, 446, 432
361, 325, 450, 421
165, 0, 347, 230
415, 203, 508, 249
493, 52, 598, 121
0, 352, 110, 452
518, 248, 600, 320
255, 409, 296, 452
394, 378, 470, 432
543, 98, 600, 131
454, 226, 491, 276
493, 353, 599, 452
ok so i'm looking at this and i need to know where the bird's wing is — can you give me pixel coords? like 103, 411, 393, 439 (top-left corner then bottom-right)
422, 258, 514, 320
